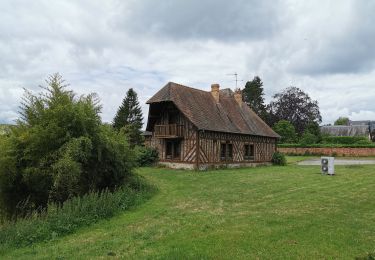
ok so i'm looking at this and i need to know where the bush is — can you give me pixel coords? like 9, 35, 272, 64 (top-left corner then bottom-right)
300, 131, 318, 146
305, 121, 322, 143
0, 74, 135, 218
134, 146, 159, 166
273, 120, 297, 143
272, 152, 287, 166
321, 136, 372, 145
278, 143, 375, 148
0, 175, 156, 249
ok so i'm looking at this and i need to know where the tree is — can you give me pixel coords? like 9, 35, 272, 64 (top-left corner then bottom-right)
305, 121, 322, 143
334, 117, 350, 126
273, 120, 297, 143
0, 74, 134, 218
242, 76, 267, 120
300, 131, 318, 146
267, 87, 322, 134
113, 88, 143, 147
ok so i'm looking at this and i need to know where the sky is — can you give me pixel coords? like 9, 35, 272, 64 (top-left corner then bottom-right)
1, 0, 375, 127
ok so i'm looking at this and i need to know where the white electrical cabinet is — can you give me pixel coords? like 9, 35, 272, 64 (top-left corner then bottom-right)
321, 157, 335, 175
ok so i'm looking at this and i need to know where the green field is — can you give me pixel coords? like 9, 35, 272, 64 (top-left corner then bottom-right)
1, 161, 375, 259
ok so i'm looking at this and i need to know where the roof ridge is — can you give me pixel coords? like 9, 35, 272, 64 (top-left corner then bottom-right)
169, 81, 210, 93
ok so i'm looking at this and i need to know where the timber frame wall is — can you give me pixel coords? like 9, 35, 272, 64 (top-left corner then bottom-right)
197, 131, 276, 165
146, 103, 277, 169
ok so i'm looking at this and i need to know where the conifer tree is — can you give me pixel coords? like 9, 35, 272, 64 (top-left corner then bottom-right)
113, 88, 143, 146
243, 76, 267, 120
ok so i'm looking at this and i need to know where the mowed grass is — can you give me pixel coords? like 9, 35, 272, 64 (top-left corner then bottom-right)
2, 163, 375, 259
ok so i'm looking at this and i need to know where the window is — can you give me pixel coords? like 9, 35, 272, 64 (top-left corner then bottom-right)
220, 143, 226, 161
244, 144, 255, 160
227, 144, 233, 160
165, 140, 181, 160
220, 142, 233, 161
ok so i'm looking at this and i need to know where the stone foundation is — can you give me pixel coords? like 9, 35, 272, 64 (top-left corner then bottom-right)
158, 161, 271, 170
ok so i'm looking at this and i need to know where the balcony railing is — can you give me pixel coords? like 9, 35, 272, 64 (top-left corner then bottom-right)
154, 124, 184, 138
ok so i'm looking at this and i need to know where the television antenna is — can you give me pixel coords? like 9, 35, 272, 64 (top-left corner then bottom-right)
226, 73, 243, 89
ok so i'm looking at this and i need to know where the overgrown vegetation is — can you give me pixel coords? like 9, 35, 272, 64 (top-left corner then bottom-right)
321, 136, 372, 145
0, 74, 135, 218
134, 146, 159, 166
278, 143, 375, 148
0, 175, 156, 250
0, 124, 12, 135
272, 151, 286, 166
279, 135, 375, 148
273, 120, 296, 143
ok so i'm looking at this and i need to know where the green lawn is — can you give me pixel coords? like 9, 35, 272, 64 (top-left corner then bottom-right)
2, 163, 375, 259
285, 155, 317, 164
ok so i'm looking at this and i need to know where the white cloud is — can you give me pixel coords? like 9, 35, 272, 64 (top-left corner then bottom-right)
0, 0, 374, 126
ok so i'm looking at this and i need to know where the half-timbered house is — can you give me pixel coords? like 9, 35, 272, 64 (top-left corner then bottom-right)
145, 82, 280, 169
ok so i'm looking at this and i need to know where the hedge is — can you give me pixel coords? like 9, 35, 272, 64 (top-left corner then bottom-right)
321, 136, 372, 145
278, 143, 375, 148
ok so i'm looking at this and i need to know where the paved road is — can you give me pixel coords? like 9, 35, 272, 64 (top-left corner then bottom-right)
298, 158, 375, 165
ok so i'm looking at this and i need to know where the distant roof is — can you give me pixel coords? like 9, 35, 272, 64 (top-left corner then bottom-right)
350, 120, 372, 126
146, 82, 279, 138
321, 125, 370, 137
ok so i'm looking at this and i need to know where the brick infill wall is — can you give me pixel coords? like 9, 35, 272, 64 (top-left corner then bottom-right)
278, 147, 375, 157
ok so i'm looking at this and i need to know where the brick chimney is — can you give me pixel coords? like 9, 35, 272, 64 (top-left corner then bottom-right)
211, 83, 220, 103
234, 88, 243, 106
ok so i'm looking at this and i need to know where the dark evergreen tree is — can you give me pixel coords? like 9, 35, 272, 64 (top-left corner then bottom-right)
113, 88, 143, 146
242, 76, 267, 120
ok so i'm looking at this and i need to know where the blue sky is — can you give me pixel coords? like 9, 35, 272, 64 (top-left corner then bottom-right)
1, 0, 375, 127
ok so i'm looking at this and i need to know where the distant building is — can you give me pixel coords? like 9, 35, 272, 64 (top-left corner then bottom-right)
320, 120, 375, 141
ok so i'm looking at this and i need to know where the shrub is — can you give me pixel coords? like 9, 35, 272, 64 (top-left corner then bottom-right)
0, 74, 135, 218
355, 139, 373, 145
272, 152, 286, 166
305, 121, 322, 143
134, 146, 159, 166
278, 143, 375, 148
273, 120, 297, 143
300, 132, 318, 146
0, 175, 156, 249
321, 136, 371, 145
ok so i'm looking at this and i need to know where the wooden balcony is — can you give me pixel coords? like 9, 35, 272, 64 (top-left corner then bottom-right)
154, 124, 184, 138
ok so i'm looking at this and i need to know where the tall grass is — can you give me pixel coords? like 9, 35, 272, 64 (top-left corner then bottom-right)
0, 174, 157, 251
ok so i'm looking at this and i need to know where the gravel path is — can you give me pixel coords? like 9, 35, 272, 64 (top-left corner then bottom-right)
298, 158, 375, 165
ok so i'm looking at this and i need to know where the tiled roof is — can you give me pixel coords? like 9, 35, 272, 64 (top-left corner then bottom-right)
147, 82, 279, 138
320, 125, 370, 137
